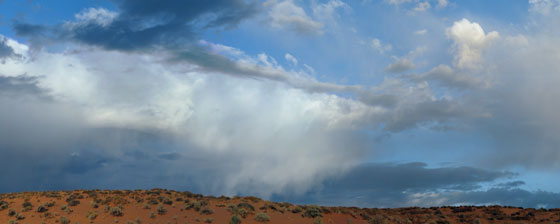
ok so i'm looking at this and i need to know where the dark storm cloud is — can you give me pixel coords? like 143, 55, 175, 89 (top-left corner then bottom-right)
274, 162, 560, 208
14, 0, 258, 51
0, 76, 47, 98
324, 162, 514, 192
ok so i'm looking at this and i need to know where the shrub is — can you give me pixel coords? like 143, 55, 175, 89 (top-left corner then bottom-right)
313, 217, 323, 224
8, 208, 16, 216
110, 206, 123, 216
200, 206, 214, 215
67, 200, 80, 207
302, 205, 322, 218
0, 200, 8, 210
15, 213, 24, 220
149, 212, 156, 219
90, 201, 98, 208
60, 216, 70, 224
291, 207, 302, 213
230, 215, 242, 224
238, 208, 248, 218
36, 205, 48, 213
157, 205, 167, 215
22, 201, 32, 210
87, 210, 98, 221
162, 197, 173, 205
204, 218, 214, 223
255, 213, 270, 222
237, 202, 255, 211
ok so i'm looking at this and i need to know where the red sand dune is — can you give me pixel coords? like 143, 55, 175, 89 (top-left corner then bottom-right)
1, 189, 558, 224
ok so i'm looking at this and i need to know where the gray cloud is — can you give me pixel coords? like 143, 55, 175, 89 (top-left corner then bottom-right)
0, 37, 16, 59
272, 162, 559, 208
408, 64, 488, 89
385, 58, 415, 73
273, 163, 560, 208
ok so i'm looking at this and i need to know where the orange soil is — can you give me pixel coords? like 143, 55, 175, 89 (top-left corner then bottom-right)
0, 189, 558, 224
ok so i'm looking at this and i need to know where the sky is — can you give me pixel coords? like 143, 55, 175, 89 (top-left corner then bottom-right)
1, 0, 560, 208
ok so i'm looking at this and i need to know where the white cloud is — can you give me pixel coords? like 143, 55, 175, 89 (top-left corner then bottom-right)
313, 0, 350, 19
369, 38, 392, 54
446, 18, 499, 70
436, 0, 449, 8
413, 1, 431, 12
529, 0, 560, 15
385, 58, 415, 73
265, 0, 324, 35
385, 0, 412, 5
70, 8, 117, 27
415, 29, 428, 35
285, 53, 298, 66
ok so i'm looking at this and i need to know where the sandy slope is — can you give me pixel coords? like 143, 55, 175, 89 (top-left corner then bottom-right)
0, 189, 558, 224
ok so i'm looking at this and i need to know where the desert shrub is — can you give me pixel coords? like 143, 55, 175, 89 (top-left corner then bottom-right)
313, 217, 323, 224
149, 212, 156, 218
302, 205, 322, 218
291, 206, 303, 213
162, 197, 173, 205
8, 208, 16, 216
185, 201, 201, 211
90, 201, 98, 208
68, 200, 80, 207
147, 197, 159, 205
15, 213, 24, 220
237, 202, 255, 211
255, 213, 270, 222
371, 216, 388, 224
230, 215, 242, 224
0, 200, 8, 210
8, 220, 16, 224
87, 210, 98, 221
110, 206, 123, 216
200, 206, 214, 215
238, 208, 248, 218
204, 218, 214, 223
60, 216, 70, 224
22, 201, 32, 209
157, 205, 167, 215
45, 201, 56, 207
36, 205, 48, 213
143, 203, 150, 209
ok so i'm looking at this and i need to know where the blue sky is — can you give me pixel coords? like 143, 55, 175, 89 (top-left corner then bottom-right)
1, 0, 560, 208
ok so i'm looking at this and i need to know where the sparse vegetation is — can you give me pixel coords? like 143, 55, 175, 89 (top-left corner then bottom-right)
230, 214, 242, 224
109, 206, 123, 216
255, 212, 271, 222
157, 205, 167, 215
60, 216, 70, 224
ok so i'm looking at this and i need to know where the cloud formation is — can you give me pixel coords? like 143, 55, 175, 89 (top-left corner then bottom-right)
446, 18, 499, 70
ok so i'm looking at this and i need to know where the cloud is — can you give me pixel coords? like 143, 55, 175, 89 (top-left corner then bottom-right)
284, 53, 298, 66
265, 0, 323, 35
0, 38, 374, 197
277, 163, 560, 208
413, 1, 431, 12
529, 0, 560, 15
385, 0, 412, 6
385, 58, 415, 73
369, 38, 392, 54
408, 64, 489, 89
446, 18, 499, 70
15, 0, 258, 51
436, 0, 449, 8
414, 29, 427, 35
0, 37, 16, 59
